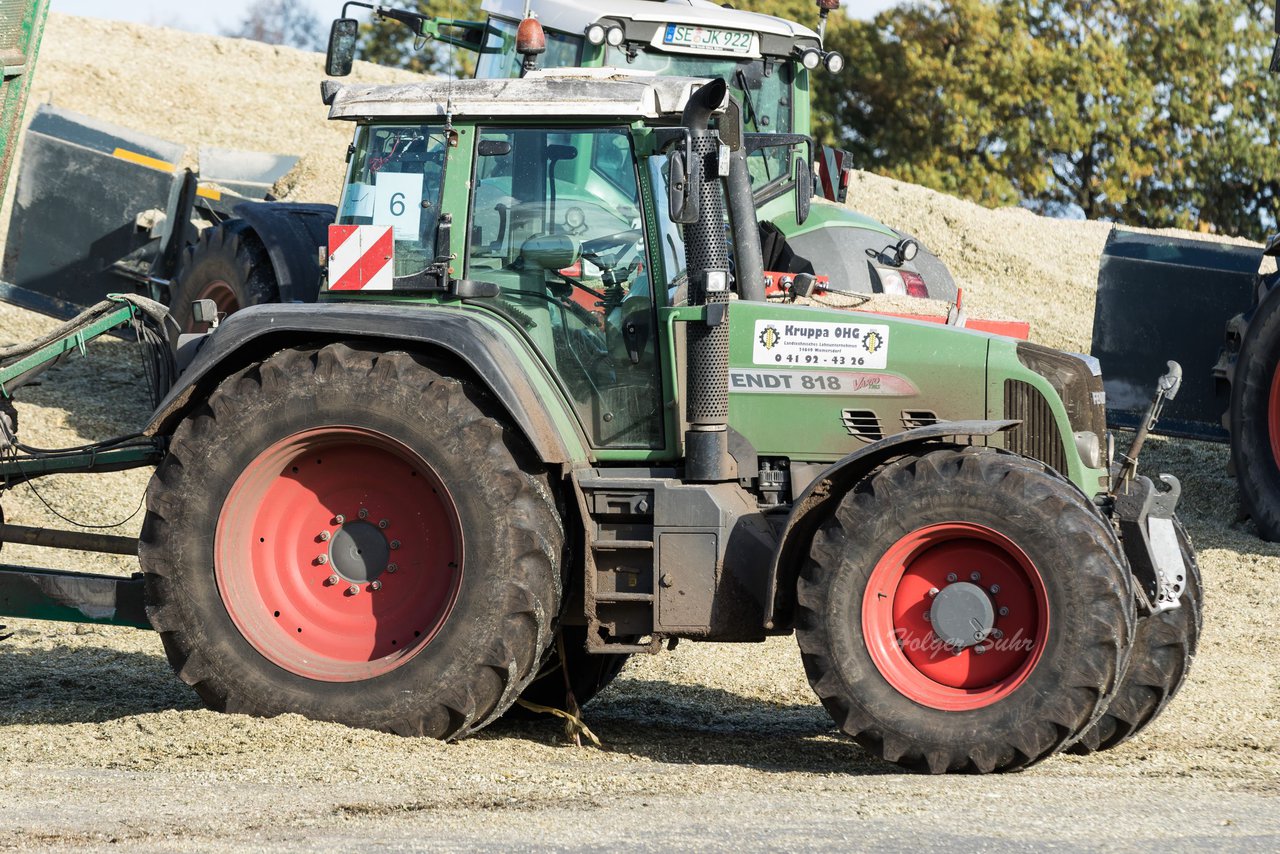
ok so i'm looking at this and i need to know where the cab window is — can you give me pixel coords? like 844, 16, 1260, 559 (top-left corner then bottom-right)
467, 126, 662, 450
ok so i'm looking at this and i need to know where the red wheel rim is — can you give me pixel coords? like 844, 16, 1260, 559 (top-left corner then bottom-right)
188, 280, 239, 333
1268, 364, 1280, 470
216, 427, 463, 682
862, 522, 1049, 711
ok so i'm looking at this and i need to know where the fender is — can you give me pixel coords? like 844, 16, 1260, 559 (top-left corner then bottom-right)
146, 302, 586, 465
231, 201, 336, 304
762, 419, 1019, 631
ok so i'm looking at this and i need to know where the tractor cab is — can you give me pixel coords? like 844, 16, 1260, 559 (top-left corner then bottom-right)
320, 72, 741, 452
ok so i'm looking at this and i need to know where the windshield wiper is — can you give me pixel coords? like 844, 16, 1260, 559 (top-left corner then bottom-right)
735, 68, 760, 130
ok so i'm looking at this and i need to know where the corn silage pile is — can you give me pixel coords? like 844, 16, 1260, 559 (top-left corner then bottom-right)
0, 15, 1275, 844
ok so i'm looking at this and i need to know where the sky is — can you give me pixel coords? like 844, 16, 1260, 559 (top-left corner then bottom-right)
48, 1, 899, 36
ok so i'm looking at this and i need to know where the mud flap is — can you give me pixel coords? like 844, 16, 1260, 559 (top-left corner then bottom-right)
1092, 228, 1260, 442
1113, 473, 1187, 613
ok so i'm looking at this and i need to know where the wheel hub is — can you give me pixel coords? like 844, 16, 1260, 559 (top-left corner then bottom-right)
328, 519, 390, 584
929, 581, 994, 650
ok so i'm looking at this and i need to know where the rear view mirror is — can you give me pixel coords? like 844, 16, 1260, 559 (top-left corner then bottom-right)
667, 151, 698, 224
326, 18, 359, 77
794, 156, 812, 225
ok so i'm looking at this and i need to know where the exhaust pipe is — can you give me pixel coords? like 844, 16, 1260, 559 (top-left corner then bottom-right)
726, 147, 766, 304
680, 79, 735, 482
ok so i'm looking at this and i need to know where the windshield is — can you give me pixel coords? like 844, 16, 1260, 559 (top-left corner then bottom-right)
336, 124, 448, 278
604, 47, 795, 191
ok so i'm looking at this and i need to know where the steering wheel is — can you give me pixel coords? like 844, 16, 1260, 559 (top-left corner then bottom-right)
581, 229, 644, 270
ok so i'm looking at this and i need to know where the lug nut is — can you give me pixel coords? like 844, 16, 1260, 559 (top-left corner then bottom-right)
334, 514, 345, 525
946, 573, 958, 583
358, 508, 369, 519
317, 554, 329, 565
387, 563, 398, 574
390, 540, 401, 550
923, 610, 931, 621
928, 587, 940, 598
989, 584, 1000, 594
974, 644, 987, 655
369, 580, 382, 591
347, 584, 359, 595
326, 574, 339, 586
998, 606, 1009, 617
970, 571, 981, 582
992, 629, 1004, 640
378, 519, 389, 529
950, 645, 963, 656
319, 530, 330, 542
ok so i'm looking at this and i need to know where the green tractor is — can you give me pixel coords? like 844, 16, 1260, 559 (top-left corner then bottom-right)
2, 50, 1199, 769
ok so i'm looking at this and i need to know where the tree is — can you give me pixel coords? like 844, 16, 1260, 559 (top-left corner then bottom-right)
825, 1, 1280, 238
223, 0, 325, 53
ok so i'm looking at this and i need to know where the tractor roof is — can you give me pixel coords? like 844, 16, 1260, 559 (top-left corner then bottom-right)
481, 0, 821, 43
323, 69, 726, 121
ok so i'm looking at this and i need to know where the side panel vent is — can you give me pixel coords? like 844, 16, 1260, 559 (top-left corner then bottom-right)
840, 409, 883, 442
1004, 380, 1068, 473
901, 410, 939, 429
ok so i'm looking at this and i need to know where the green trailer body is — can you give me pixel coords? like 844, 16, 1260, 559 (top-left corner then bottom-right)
0, 0, 47, 205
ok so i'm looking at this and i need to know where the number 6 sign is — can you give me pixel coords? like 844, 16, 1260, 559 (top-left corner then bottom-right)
373, 172, 423, 241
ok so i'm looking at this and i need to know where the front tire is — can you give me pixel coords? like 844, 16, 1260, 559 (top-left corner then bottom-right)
1229, 282, 1280, 540
796, 447, 1134, 773
1069, 518, 1201, 753
140, 344, 562, 737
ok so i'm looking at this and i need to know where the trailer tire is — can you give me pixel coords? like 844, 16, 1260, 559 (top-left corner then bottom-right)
507, 625, 630, 717
140, 344, 562, 738
796, 447, 1134, 773
1068, 518, 1201, 754
1230, 284, 1280, 540
168, 221, 278, 335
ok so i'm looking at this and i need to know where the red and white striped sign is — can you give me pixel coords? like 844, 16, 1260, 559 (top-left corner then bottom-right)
328, 225, 394, 291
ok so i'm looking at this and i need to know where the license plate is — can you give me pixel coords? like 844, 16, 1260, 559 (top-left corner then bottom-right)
662, 23, 753, 54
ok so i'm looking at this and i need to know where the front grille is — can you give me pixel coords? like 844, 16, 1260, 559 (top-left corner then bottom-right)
1004, 380, 1068, 473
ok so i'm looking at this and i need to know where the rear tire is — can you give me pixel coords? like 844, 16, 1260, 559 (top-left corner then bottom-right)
509, 625, 630, 716
168, 221, 278, 334
140, 344, 562, 737
1229, 284, 1280, 540
796, 447, 1134, 773
1069, 518, 1201, 753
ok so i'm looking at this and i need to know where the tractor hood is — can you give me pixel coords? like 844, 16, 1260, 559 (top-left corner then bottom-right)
322, 70, 728, 121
